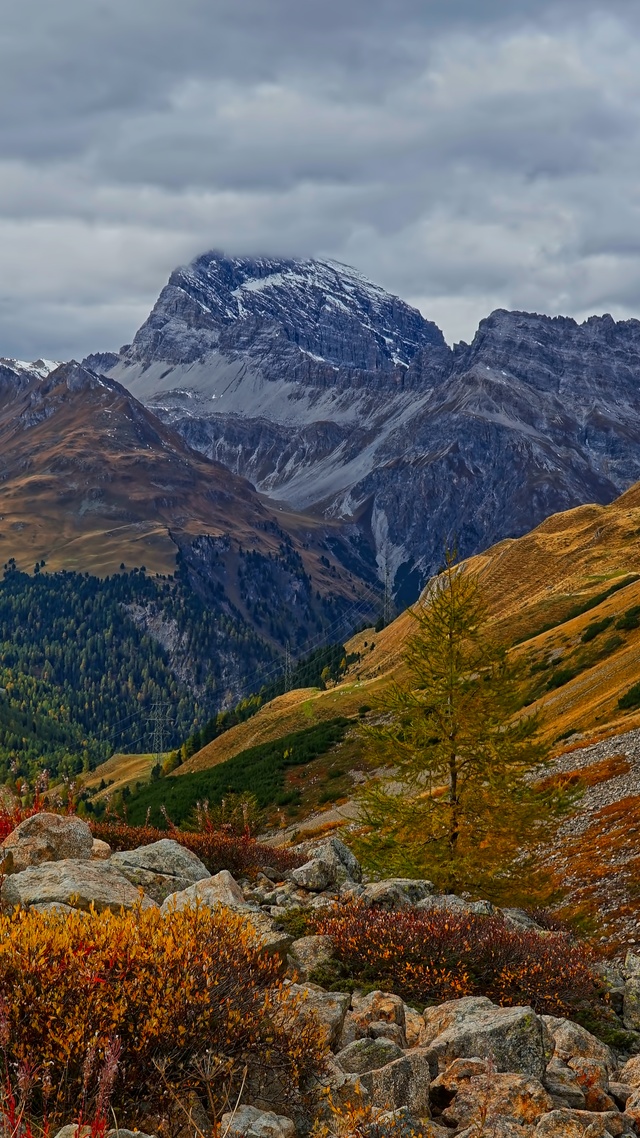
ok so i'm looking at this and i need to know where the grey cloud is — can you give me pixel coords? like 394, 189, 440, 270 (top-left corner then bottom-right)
2, 0, 640, 356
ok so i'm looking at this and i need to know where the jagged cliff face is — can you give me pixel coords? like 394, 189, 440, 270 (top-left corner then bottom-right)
105, 253, 640, 603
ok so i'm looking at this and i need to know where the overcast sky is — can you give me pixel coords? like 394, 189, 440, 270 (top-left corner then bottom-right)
2, 0, 640, 359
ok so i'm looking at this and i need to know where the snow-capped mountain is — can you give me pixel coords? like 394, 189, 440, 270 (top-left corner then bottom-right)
103, 252, 640, 603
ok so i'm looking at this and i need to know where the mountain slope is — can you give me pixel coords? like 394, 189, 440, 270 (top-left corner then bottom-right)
103, 253, 640, 601
0, 359, 381, 741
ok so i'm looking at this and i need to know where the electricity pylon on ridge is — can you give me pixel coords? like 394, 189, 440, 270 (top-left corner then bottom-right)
283, 640, 293, 693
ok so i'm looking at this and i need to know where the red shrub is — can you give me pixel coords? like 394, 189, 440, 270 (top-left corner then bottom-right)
90, 819, 302, 877
311, 904, 601, 1017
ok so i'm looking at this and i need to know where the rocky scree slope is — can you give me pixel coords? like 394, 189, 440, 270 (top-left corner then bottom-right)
5, 814, 640, 1137
101, 252, 640, 603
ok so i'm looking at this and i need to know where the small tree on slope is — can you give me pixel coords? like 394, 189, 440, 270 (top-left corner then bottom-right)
355, 553, 558, 898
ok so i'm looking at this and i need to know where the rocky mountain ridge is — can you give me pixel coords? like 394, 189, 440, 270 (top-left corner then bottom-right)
99, 253, 640, 603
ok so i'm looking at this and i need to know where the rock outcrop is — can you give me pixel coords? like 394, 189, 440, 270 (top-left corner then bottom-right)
102, 252, 640, 601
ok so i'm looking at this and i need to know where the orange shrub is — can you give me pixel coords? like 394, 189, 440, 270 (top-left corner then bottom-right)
90, 819, 302, 877
311, 904, 601, 1018
0, 904, 325, 1132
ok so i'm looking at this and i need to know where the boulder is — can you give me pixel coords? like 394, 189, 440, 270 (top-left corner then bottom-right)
543, 1060, 586, 1109
106, 1131, 156, 1138
541, 1017, 615, 1076
111, 840, 209, 902
160, 869, 246, 912
287, 985, 350, 1049
359, 1049, 434, 1118
334, 1038, 405, 1074
352, 990, 406, 1032
220, 1105, 296, 1138
568, 1057, 616, 1112
91, 839, 111, 860
294, 837, 362, 887
422, 996, 546, 1079
416, 894, 494, 917
369, 1020, 406, 1046
289, 859, 333, 892
534, 1109, 629, 1136
288, 935, 334, 980
433, 1060, 553, 1135
161, 876, 294, 955
2, 813, 93, 872
359, 879, 435, 910
375, 1110, 448, 1138
623, 977, 640, 1031
619, 1055, 640, 1087
1, 859, 157, 913
404, 1004, 426, 1048
608, 1082, 633, 1109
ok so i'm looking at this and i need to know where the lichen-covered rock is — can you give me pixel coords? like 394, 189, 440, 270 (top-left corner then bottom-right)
111, 840, 209, 902
1, 859, 157, 913
352, 990, 406, 1032
359, 879, 435, 910
335, 1038, 405, 1074
2, 813, 93, 872
368, 1020, 406, 1046
534, 1109, 629, 1136
619, 1054, 640, 1087
91, 838, 112, 860
220, 1104, 296, 1138
567, 1057, 616, 1112
288, 934, 334, 980
359, 1049, 434, 1118
434, 1060, 553, 1135
623, 976, 640, 1031
160, 869, 245, 912
289, 859, 333, 892
287, 985, 351, 1049
422, 997, 546, 1079
543, 1059, 586, 1109
295, 837, 362, 886
541, 1017, 615, 1076
404, 1004, 426, 1047
416, 893, 494, 916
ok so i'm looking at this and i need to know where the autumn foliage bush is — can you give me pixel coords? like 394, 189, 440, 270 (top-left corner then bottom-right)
90, 818, 302, 877
311, 904, 601, 1018
0, 904, 325, 1133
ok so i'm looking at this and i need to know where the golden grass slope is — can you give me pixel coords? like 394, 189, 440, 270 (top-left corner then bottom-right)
186, 480, 640, 771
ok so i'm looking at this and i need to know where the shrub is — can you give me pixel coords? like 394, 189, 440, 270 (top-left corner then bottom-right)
617, 605, 640, 631
125, 719, 351, 827
619, 681, 640, 710
310, 904, 601, 1018
90, 819, 302, 877
0, 904, 326, 1131
581, 617, 613, 643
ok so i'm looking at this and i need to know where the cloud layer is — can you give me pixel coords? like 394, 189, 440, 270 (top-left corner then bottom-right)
2, 0, 640, 357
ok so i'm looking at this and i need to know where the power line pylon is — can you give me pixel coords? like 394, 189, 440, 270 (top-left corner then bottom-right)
148, 697, 171, 767
383, 560, 394, 627
283, 641, 292, 693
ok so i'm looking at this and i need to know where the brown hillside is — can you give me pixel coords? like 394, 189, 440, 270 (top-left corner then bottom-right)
186, 480, 640, 772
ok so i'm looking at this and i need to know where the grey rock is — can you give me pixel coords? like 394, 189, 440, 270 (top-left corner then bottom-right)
359, 1049, 435, 1118
535, 1109, 628, 1136
220, 1105, 296, 1138
106, 1131, 156, 1138
368, 1021, 406, 1047
2, 813, 93, 872
111, 839, 209, 903
360, 879, 435, 910
541, 1016, 615, 1075
624, 977, 640, 1030
415, 893, 494, 916
289, 859, 333, 892
335, 1038, 404, 1075
161, 873, 292, 955
502, 907, 545, 930
422, 996, 547, 1078
1, 859, 157, 913
287, 985, 350, 1050
289, 935, 334, 980
544, 1059, 587, 1109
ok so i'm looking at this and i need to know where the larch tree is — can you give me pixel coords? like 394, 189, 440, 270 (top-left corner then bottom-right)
355, 554, 558, 896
